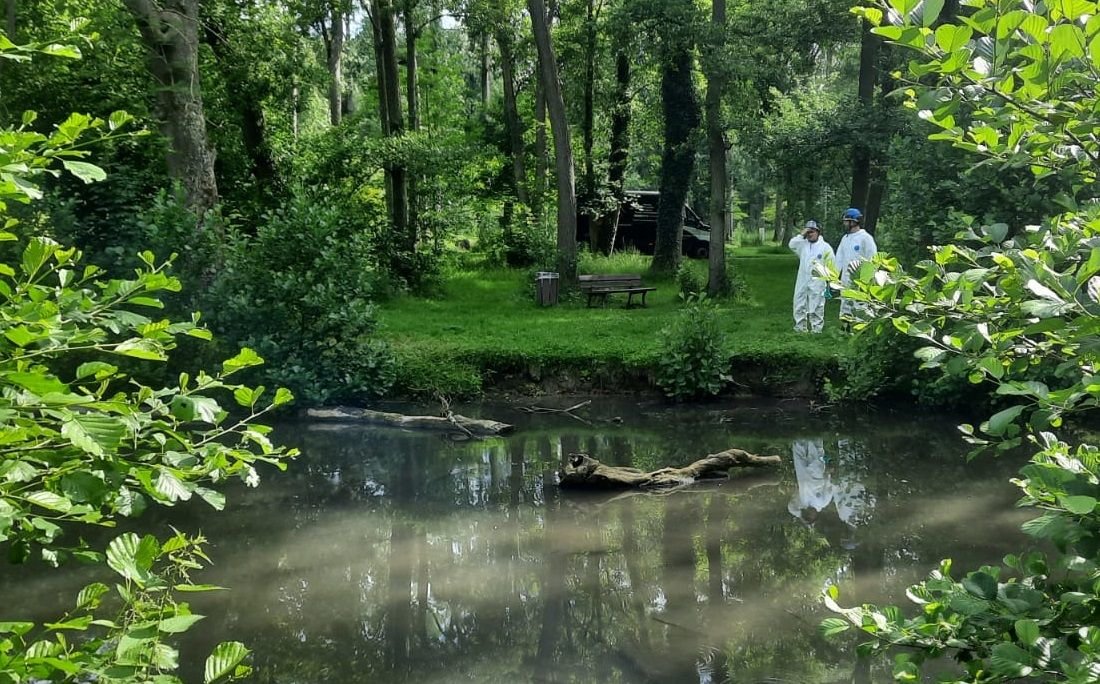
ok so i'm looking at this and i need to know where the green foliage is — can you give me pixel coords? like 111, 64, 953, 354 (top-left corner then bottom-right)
0, 37, 294, 684
823, 326, 979, 408
823, 2, 1100, 680
675, 260, 705, 298
654, 294, 731, 399
0, 529, 252, 683
206, 192, 396, 404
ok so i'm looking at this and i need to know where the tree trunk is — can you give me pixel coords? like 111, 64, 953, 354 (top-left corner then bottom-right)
479, 32, 491, 108
534, 69, 548, 217
608, 50, 630, 200
705, 0, 727, 296
849, 16, 879, 211
581, 0, 596, 203
369, 10, 394, 220
327, 2, 345, 126
5, 0, 14, 39
405, 1, 420, 241
374, 0, 410, 250
560, 448, 781, 490
122, 0, 219, 223
772, 188, 785, 242
529, 0, 577, 283
653, 43, 700, 274
497, 28, 529, 205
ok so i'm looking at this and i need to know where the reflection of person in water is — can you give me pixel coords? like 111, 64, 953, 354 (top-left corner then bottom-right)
788, 438, 876, 544
787, 438, 832, 523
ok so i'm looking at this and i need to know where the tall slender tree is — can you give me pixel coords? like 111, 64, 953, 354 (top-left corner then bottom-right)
704, 0, 728, 295
529, 0, 576, 282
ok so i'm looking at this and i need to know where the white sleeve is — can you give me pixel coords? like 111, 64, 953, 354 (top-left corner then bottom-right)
863, 234, 878, 260
788, 235, 805, 253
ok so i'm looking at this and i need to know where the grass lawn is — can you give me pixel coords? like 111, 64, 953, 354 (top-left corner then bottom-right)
379, 246, 847, 397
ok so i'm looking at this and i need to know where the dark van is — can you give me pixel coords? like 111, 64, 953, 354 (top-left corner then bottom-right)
577, 190, 712, 258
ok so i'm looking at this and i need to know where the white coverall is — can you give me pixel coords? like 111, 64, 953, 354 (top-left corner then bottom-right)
835, 228, 878, 321
788, 234, 835, 333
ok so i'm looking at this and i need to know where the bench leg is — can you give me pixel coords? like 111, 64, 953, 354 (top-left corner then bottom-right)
640, 291, 648, 307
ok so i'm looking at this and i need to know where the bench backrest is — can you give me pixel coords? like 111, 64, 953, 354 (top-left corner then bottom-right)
578, 274, 644, 290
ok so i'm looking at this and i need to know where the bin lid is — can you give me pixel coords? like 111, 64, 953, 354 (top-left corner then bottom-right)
535, 271, 559, 278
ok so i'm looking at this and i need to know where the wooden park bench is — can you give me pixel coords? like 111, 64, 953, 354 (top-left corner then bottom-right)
578, 274, 657, 308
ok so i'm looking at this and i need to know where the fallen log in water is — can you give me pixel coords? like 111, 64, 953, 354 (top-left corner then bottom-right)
559, 448, 781, 490
305, 407, 513, 437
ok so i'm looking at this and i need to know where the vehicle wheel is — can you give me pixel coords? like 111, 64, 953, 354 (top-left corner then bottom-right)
694, 246, 709, 259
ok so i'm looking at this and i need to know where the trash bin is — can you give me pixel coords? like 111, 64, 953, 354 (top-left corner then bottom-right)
535, 271, 559, 306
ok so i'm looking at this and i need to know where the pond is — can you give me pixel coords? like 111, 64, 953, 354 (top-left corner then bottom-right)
2, 398, 1031, 683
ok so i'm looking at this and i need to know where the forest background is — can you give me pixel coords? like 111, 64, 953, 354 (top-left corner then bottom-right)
2, 0, 1069, 407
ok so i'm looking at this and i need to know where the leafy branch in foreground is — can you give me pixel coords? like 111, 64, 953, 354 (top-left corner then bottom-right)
819, 2, 1100, 682
0, 35, 296, 682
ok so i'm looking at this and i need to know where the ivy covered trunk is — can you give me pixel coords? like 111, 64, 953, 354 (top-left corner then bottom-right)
654, 45, 700, 274
123, 0, 218, 223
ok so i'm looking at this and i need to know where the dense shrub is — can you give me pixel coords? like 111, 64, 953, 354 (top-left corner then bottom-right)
675, 260, 705, 297
823, 327, 979, 409
655, 294, 731, 400
205, 193, 396, 404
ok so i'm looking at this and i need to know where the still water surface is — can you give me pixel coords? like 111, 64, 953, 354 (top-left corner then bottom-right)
4, 399, 1031, 683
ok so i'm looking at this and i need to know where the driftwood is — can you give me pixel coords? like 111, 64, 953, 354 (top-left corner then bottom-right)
559, 448, 781, 490
305, 407, 513, 437
515, 399, 592, 425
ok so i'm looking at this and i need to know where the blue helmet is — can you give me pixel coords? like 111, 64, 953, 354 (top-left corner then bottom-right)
842, 207, 863, 221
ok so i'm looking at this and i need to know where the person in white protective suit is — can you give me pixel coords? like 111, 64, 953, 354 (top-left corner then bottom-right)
788, 220, 835, 333
787, 438, 833, 524
835, 207, 878, 326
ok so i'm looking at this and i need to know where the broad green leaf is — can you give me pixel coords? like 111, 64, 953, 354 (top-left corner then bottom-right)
41, 43, 81, 59
21, 236, 59, 276
114, 338, 167, 361
205, 641, 251, 683
1058, 495, 1097, 515
196, 487, 226, 511
962, 571, 997, 599
273, 387, 293, 407
76, 361, 118, 380
935, 24, 972, 52
222, 348, 263, 376
154, 469, 192, 502
1049, 23, 1085, 60
820, 617, 850, 636
3, 371, 68, 396
158, 614, 205, 634
920, 0, 944, 27
25, 491, 73, 513
1015, 619, 1039, 647
106, 533, 153, 584
984, 405, 1025, 436
990, 642, 1033, 677
4, 326, 39, 347
62, 414, 127, 456
0, 622, 35, 636
61, 160, 106, 184
76, 582, 110, 610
